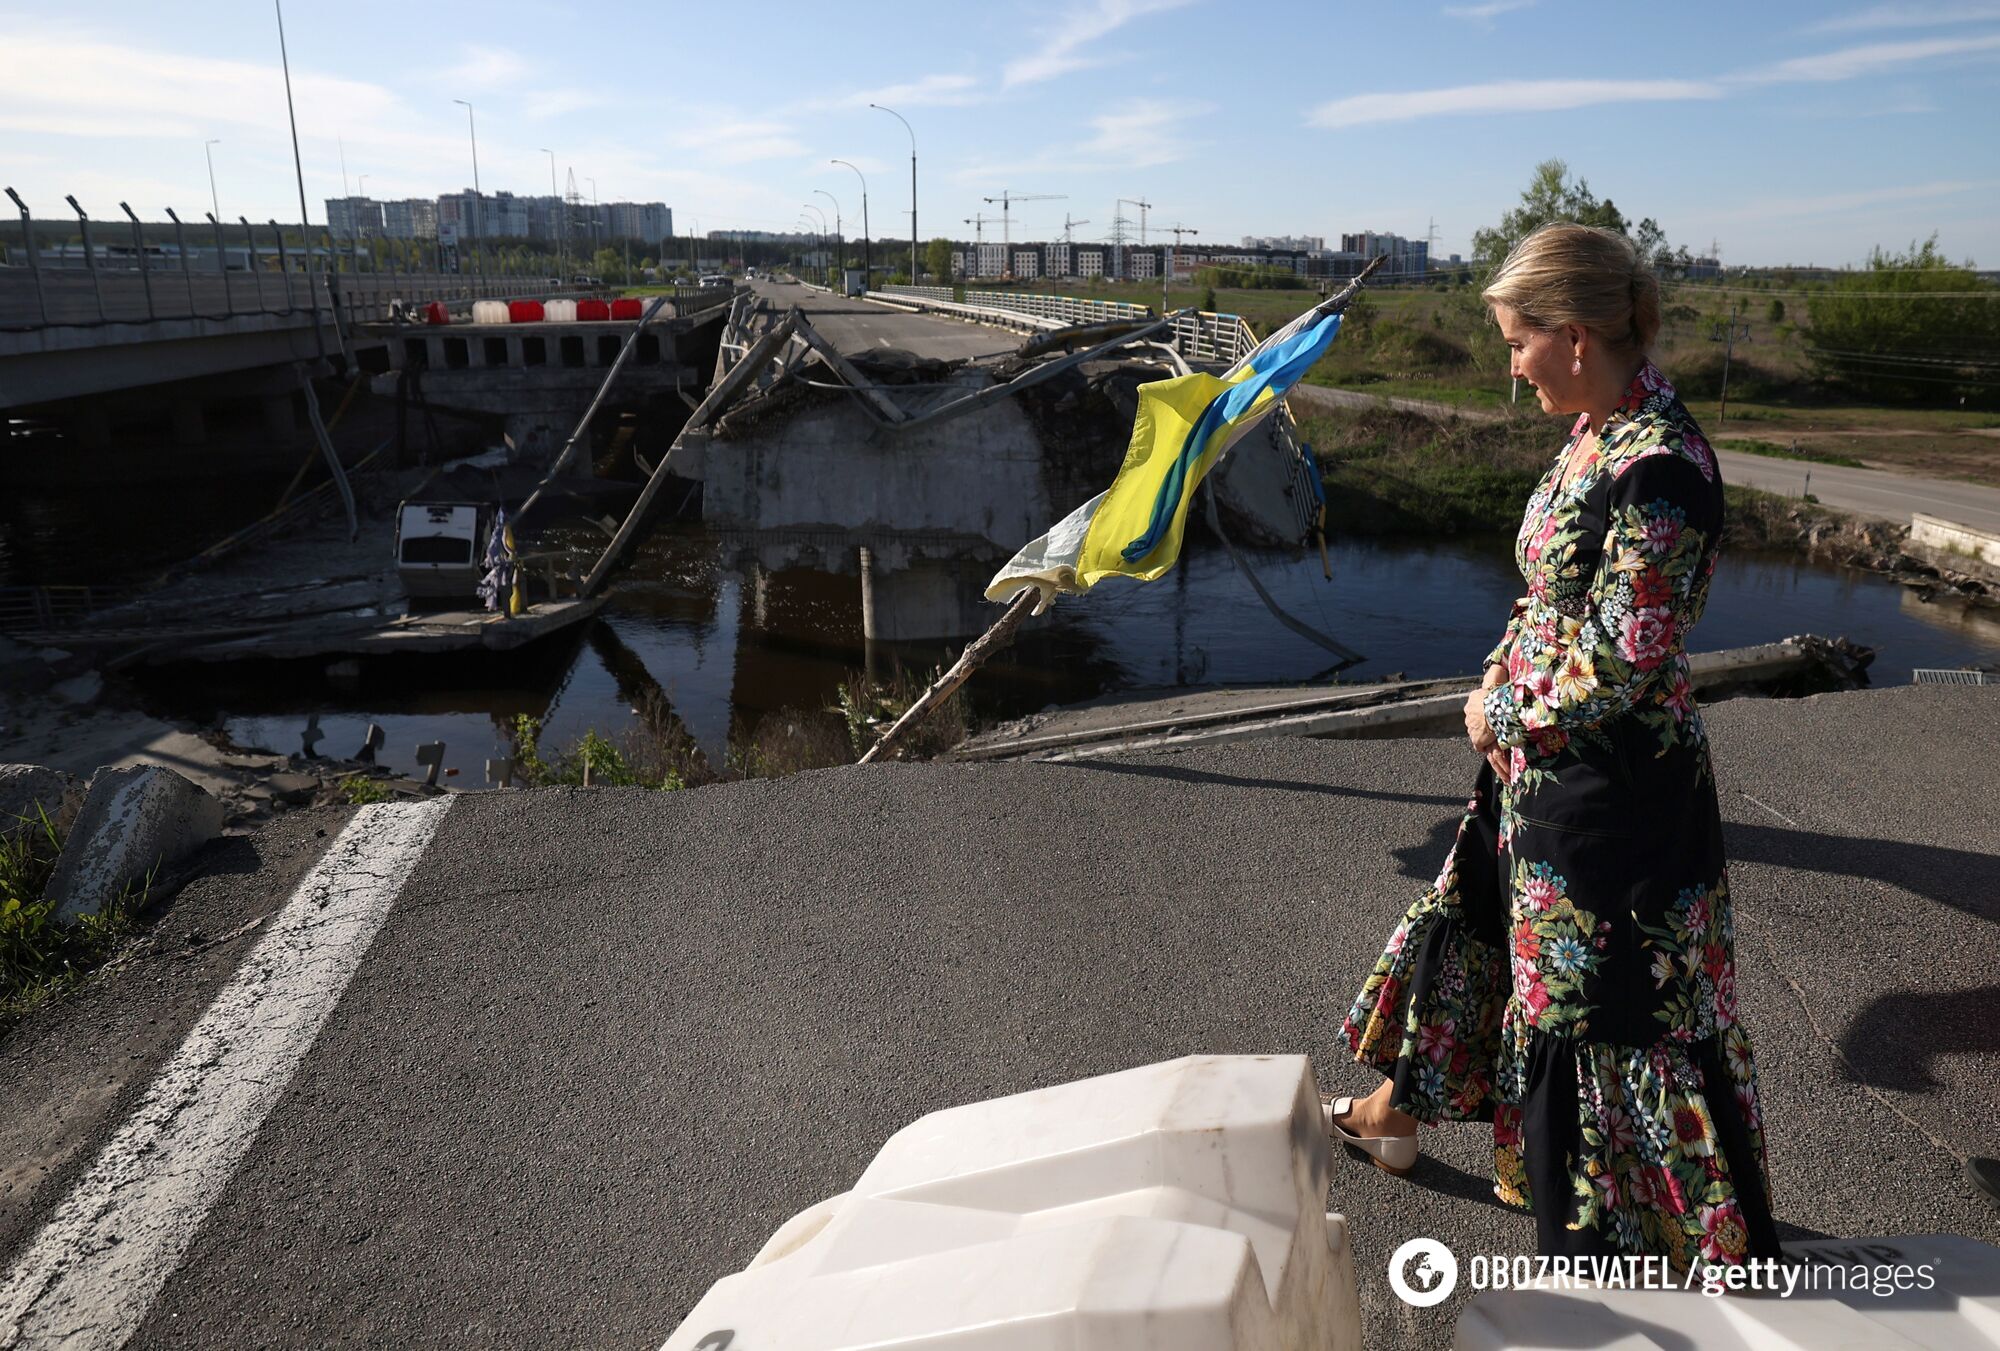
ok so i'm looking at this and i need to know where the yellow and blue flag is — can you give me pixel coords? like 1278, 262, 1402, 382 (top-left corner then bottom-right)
986, 303, 1345, 609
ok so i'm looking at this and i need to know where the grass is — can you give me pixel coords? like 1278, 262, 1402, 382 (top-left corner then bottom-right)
1297, 404, 1551, 536
2, 807, 148, 1032
1715, 437, 1865, 468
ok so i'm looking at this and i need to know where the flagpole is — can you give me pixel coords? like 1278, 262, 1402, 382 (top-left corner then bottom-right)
858, 254, 1389, 765
858, 590, 1037, 763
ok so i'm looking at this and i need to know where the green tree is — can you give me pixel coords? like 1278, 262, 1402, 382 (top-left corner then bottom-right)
925, 236, 954, 283
1766, 298, 1785, 324
1805, 235, 1999, 403
1472, 159, 1674, 272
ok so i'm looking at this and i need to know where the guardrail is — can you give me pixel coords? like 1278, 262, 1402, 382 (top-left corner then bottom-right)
876, 284, 1265, 368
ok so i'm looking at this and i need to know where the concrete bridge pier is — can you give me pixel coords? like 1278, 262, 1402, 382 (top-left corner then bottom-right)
503, 412, 567, 464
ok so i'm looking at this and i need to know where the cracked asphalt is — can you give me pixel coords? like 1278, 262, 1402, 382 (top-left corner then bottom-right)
1, 683, 1996, 1349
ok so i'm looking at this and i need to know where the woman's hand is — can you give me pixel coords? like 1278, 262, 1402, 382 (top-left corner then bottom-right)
1464, 686, 1498, 753
1467, 673, 1514, 784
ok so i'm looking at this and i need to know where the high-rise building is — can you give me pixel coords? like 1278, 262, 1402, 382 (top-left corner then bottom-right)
605, 202, 672, 245
325, 197, 383, 238
1340, 231, 1429, 278
382, 199, 438, 239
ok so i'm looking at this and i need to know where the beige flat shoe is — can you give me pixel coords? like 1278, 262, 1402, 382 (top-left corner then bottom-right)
1323, 1093, 1419, 1177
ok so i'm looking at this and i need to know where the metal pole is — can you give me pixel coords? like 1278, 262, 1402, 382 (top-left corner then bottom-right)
120, 202, 155, 320
204, 140, 221, 225
454, 98, 482, 278
241, 217, 268, 310
65, 196, 106, 322
5, 188, 47, 327
870, 104, 917, 281
274, 0, 325, 356
166, 207, 195, 316
834, 160, 869, 285
815, 189, 840, 283
542, 148, 563, 283
207, 211, 233, 314
270, 220, 291, 311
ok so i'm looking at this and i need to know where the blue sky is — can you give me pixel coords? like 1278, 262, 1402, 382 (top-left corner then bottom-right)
5, 0, 1998, 266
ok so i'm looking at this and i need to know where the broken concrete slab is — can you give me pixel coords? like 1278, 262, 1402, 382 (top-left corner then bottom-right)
0, 763, 81, 842
265, 771, 322, 805
44, 765, 225, 922
50, 671, 105, 706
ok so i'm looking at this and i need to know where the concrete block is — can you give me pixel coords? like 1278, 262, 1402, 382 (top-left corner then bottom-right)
0, 764, 82, 843
45, 765, 224, 922
265, 771, 321, 805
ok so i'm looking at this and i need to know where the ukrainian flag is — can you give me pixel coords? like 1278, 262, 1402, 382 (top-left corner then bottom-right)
986, 304, 1344, 609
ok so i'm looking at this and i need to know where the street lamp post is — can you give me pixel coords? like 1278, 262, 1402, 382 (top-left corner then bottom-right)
831, 159, 869, 285
541, 149, 563, 282
869, 103, 917, 282
814, 189, 842, 280
203, 139, 222, 227
452, 98, 481, 277
802, 203, 828, 285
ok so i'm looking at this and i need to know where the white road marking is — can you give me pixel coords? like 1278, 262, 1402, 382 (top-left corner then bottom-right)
0, 797, 454, 1350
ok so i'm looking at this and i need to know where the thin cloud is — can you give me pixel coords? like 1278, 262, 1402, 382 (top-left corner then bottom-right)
673, 120, 807, 165
1307, 31, 2000, 128
1002, 0, 1192, 87
441, 45, 529, 88
1706, 177, 1991, 221
1442, 0, 1535, 20
822, 74, 982, 109
1734, 31, 2000, 82
1806, 3, 2000, 33
1074, 97, 1209, 167
1308, 78, 1720, 128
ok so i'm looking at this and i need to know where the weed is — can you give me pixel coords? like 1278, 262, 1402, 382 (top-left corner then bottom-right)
2, 807, 149, 1031
337, 775, 392, 805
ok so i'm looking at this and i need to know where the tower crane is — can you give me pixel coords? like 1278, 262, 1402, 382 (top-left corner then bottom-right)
1061, 214, 1090, 242
963, 213, 997, 244
1118, 197, 1154, 245
1161, 224, 1199, 310
981, 190, 1066, 253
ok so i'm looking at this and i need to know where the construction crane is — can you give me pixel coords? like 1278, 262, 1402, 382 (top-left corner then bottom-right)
981, 190, 1065, 253
1118, 197, 1154, 245
963, 213, 997, 244
1061, 214, 1090, 242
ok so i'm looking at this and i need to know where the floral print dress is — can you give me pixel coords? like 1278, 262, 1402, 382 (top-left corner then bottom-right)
1340, 361, 1781, 1272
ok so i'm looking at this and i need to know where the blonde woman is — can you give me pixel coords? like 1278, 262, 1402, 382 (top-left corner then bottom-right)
1329, 222, 1780, 1272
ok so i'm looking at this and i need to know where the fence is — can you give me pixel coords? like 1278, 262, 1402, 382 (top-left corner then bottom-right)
2, 185, 584, 333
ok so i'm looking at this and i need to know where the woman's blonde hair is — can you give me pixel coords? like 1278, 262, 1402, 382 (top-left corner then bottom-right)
1482, 221, 1661, 355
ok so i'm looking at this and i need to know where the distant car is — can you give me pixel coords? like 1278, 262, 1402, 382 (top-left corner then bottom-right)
697, 274, 729, 288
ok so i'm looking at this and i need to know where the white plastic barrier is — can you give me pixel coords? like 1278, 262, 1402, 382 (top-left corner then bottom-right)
661, 1055, 1362, 1351
1456, 1233, 2000, 1349
544, 299, 577, 322
470, 300, 508, 325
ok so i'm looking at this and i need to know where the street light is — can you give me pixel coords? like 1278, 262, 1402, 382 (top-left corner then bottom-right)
452, 98, 481, 276
541, 148, 563, 281
203, 139, 222, 225
869, 103, 917, 282
831, 159, 869, 285
814, 188, 842, 277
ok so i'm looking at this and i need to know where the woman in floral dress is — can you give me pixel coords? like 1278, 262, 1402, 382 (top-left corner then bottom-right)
1332, 222, 1781, 1272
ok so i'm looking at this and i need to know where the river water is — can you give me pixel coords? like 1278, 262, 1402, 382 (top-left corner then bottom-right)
125, 527, 2000, 782
5, 428, 1996, 781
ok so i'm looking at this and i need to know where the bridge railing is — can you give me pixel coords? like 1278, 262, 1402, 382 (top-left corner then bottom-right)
877, 284, 1265, 369
0, 186, 604, 334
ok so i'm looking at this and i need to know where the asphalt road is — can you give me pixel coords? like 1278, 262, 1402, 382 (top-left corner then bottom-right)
749, 276, 1019, 362
1714, 447, 2000, 536
3, 684, 1996, 1349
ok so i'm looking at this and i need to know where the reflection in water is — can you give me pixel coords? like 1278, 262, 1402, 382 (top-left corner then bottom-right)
122, 525, 2000, 784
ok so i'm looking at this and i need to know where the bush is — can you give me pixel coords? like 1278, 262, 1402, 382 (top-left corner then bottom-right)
1804, 236, 2000, 404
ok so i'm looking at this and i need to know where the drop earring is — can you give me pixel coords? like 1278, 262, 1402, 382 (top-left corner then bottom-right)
1570, 356, 1582, 375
